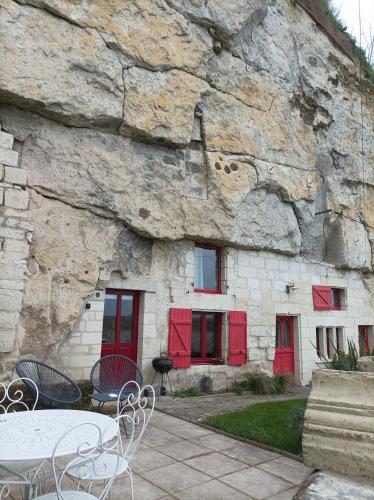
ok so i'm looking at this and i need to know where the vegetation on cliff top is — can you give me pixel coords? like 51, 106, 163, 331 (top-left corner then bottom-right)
320, 0, 374, 86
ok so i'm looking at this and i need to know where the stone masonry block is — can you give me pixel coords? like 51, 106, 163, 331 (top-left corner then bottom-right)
3, 238, 30, 256
4, 166, 27, 186
0, 147, 18, 167
0, 187, 3, 205
0, 311, 19, 329
0, 131, 14, 149
0, 289, 23, 312
0, 330, 15, 353
4, 188, 29, 209
258, 336, 269, 348
0, 164, 3, 180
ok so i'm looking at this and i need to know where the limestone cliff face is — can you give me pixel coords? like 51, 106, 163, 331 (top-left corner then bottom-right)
0, 0, 373, 373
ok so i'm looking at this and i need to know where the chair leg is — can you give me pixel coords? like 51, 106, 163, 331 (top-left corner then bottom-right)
126, 468, 134, 500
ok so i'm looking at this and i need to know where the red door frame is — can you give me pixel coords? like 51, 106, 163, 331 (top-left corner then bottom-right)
273, 316, 295, 376
101, 289, 139, 362
359, 325, 370, 356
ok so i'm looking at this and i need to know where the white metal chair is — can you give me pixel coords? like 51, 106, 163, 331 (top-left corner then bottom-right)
34, 422, 119, 499
0, 377, 39, 414
0, 378, 45, 500
68, 382, 155, 500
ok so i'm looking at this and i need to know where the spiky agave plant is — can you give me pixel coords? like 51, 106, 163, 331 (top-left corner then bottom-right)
311, 339, 359, 371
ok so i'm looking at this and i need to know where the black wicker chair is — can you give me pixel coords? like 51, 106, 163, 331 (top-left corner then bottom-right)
89, 355, 143, 412
15, 359, 82, 408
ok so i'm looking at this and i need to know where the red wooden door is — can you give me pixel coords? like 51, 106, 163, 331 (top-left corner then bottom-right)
359, 325, 369, 356
273, 316, 295, 376
101, 289, 139, 363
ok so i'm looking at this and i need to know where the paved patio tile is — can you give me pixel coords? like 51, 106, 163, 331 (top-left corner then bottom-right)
220, 467, 292, 500
141, 462, 211, 494
276, 455, 312, 471
190, 432, 238, 451
107, 472, 168, 499
268, 486, 301, 499
132, 448, 177, 473
156, 439, 212, 461
258, 457, 312, 485
166, 422, 213, 439
151, 411, 187, 430
185, 452, 247, 478
142, 425, 184, 447
221, 442, 280, 466
175, 479, 253, 499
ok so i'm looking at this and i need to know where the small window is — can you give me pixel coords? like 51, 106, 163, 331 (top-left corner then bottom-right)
326, 327, 334, 359
336, 327, 344, 352
316, 327, 323, 358
331, 288, 342, 310
312, 286, 345, 311
191, 311, 221, 363
194, 244, 221, 293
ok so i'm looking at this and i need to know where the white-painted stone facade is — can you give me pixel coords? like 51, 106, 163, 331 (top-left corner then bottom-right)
0, 126, 32, 357
60, 241, 373, 388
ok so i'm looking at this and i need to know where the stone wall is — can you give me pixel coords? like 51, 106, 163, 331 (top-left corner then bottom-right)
0, 125, 32, 368
60, 242, 373, 388
0, 0, 373, 380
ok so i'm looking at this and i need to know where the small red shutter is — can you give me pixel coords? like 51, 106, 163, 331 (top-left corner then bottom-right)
168, 308, 192, 368
228, 311, 247, 366
312, 286, 332, 310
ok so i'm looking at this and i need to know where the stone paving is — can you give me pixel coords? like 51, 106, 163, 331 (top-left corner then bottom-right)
155, 389, 310, 422
107, 410, 312, 499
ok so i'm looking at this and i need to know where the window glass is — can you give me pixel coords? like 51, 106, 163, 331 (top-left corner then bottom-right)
359, 327, 368, 356
326, 328, 334, 358
283, 320, 291, 347
191, 313, 202, 358
194, 246, 218, 291
332, 288, 341, 308
275, 320, 281, 348
102, 294, 117, 344
206, 313, 218, 358
120, 295, 134, 343
316, 328, 322, 357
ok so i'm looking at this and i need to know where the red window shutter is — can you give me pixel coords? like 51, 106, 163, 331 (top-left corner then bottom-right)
312, 286, 332, 310
228, 311, 247, 366
168, 308, 192, 369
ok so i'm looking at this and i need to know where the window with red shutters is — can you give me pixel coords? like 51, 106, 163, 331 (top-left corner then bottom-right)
228, 311, 247, 366
312, 286, 344, 311
312, 286, 332, 310
168, 308, 192, 368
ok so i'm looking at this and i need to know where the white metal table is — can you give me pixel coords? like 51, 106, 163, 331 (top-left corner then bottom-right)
0, 409, 118, 462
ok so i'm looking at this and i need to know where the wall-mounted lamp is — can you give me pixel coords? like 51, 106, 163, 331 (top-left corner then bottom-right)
286, 283, 298, 294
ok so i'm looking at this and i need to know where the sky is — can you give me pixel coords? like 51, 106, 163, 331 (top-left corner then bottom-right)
332, 0, 374, 53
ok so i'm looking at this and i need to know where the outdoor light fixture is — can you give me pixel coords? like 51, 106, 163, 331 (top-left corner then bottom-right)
286, 283, 298, 294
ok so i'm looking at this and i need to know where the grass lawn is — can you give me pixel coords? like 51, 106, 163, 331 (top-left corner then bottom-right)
203, 398, 307, 456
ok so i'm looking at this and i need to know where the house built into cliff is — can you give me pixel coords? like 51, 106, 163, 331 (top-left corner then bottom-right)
0, 0, 373, 389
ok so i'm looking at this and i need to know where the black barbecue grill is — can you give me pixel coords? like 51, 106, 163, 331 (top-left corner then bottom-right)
152, 355, 174, 398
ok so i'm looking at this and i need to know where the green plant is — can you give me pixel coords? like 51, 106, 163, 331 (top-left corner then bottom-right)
231, 381, 246, 395
273, 374, 288, 394
244, 372, 288, 395
319, 0, 374, 86
174, 387, 201, 398
315, 339, 359, 371
331, 340, 359, 371
289, 406, 306, 452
